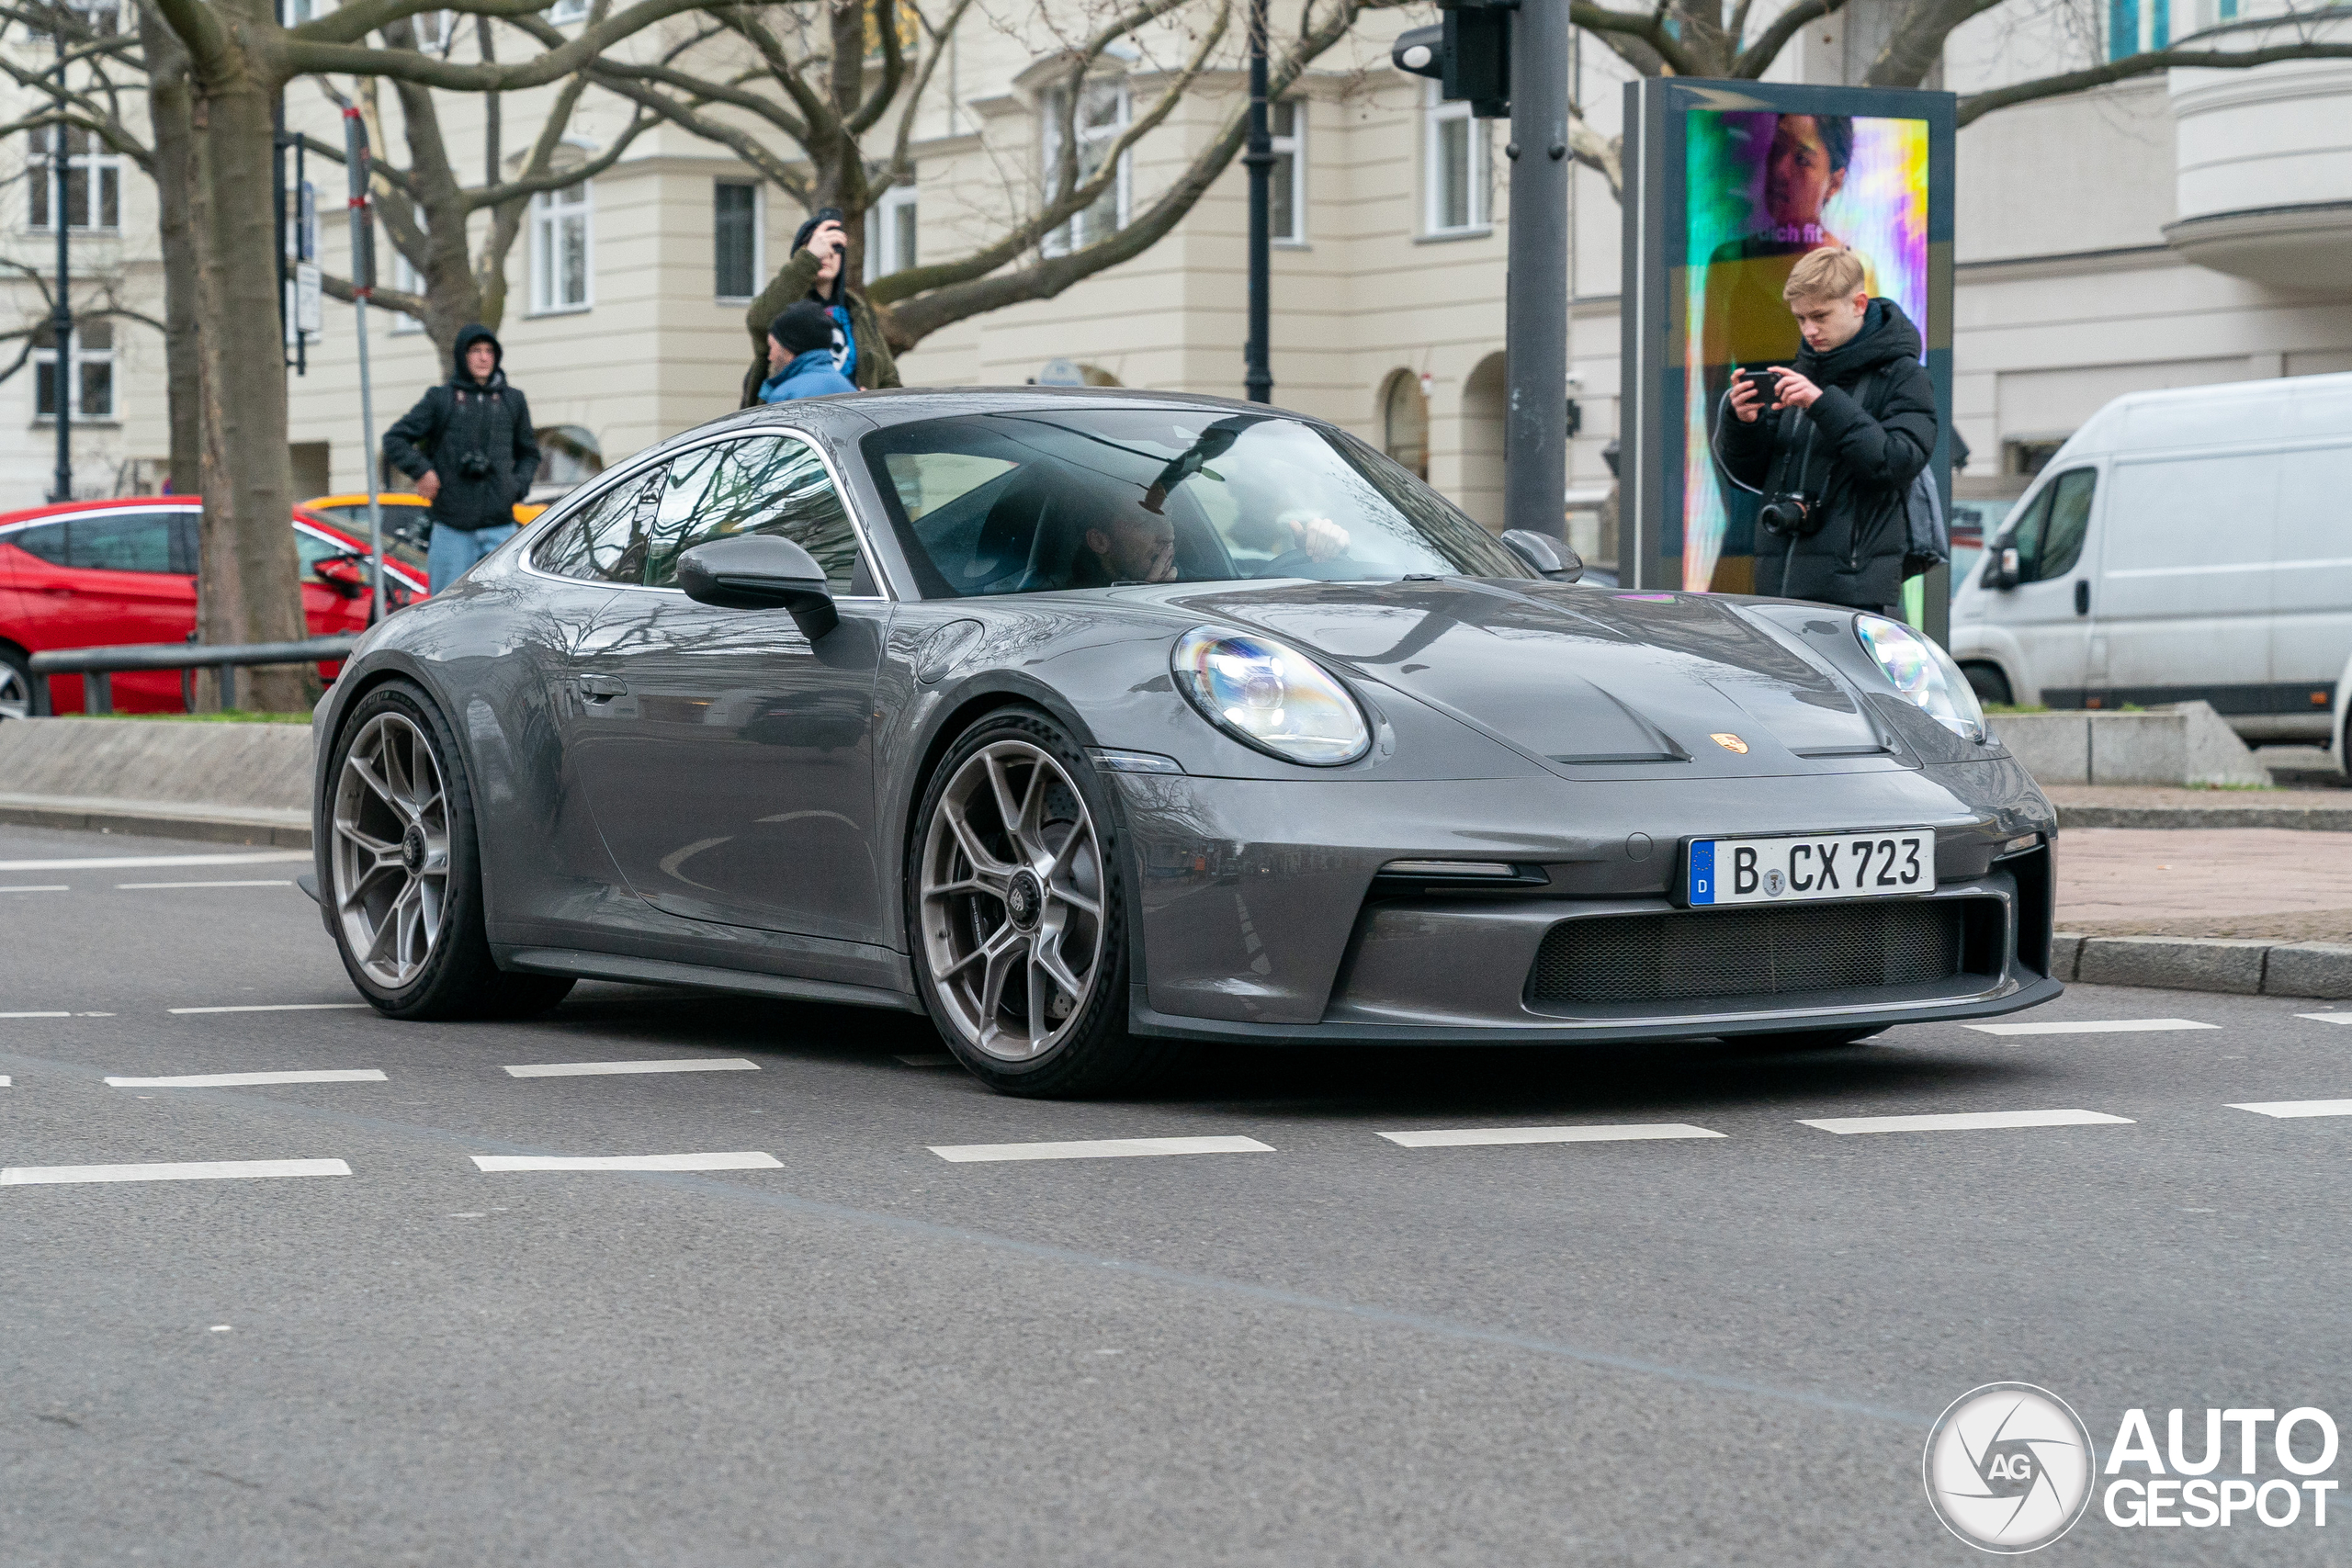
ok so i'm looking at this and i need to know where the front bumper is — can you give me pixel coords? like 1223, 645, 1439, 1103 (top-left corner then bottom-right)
1111, 761, 2060, 1043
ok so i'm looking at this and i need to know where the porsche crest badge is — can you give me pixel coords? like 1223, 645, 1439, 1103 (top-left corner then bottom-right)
1710, 733, 1749, 754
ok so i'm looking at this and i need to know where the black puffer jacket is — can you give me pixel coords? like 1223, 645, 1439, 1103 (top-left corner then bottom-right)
1716, 298, 1937, 612
382, 324, 541, 532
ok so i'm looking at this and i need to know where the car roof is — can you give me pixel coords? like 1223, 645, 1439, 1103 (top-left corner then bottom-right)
0, 496, 199, 530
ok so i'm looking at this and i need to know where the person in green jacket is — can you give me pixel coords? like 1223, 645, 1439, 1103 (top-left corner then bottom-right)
738, 209, 901, 407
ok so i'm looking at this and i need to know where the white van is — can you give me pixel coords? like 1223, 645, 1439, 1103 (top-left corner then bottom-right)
1951, 371, 2352, 751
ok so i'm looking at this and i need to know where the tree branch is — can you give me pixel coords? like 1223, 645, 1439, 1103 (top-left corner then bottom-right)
1731, 0, 1852, 78
1958, 40, 2352, 121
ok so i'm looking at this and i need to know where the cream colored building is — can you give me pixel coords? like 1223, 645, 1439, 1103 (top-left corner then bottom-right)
3, 0, 2347, 580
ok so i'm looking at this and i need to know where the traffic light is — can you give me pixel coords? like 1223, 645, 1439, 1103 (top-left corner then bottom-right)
1389, 0, 1511, 118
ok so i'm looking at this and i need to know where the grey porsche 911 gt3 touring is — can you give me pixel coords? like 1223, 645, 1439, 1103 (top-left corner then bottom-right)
309, 389, 2060, 1096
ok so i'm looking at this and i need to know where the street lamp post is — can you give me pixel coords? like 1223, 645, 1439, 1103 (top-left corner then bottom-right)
1241, 0, 1272, 404
1501, 0, 1569, 541
48, 11, 73, 503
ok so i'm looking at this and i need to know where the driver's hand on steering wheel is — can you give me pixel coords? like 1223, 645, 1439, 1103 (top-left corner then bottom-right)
1287, 515, 1349, 562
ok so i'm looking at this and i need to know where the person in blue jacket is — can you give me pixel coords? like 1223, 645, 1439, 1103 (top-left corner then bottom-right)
758, 303, 858, 402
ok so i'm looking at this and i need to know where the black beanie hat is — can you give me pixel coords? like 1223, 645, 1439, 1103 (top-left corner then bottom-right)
770, 301, 836, 356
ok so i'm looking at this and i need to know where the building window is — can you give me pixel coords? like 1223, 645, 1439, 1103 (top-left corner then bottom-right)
410, 8, 454, 49
867, 180, 917, 281
283, 0, 325, 23
36, 319, 114, 421
545, 0, 587, 22
530, 182, 592, 313
715, 180, 760, 300
389, 244, 425, 333
2109, 0, 2172, 58
28, 127, 120, 231
1270, 99, 1304, 243
1381, 369, 1429, 481
1425, 85, 1487, 235
1042, 80, 1129, 254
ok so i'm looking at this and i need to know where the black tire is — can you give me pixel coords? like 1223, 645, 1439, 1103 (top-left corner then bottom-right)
906, 706, 1182, 1098
0, 644, 30, 720
1961, 662, 2013, 707
322, 680, 573, 1021
1740, 1027, 1883, 1052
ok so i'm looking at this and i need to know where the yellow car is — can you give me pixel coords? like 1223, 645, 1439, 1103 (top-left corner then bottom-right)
301, 491, 546, 547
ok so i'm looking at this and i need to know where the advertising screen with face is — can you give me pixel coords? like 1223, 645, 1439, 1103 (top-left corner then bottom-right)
1679, 110, 1929, 592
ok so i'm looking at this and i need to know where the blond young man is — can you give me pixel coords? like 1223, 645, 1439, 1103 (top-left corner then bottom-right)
1715, 246, 1939, 613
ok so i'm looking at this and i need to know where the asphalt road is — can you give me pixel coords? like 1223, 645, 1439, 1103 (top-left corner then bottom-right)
3, 818, 2347, 1566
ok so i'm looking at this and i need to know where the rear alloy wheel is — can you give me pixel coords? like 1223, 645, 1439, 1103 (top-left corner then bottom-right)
325, 682, 572, 1021
911, 711, 1176, 1096
0, 647, 30, 720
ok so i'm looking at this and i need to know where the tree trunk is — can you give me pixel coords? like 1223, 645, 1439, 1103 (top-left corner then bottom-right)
141, 12, 203, 497
189, 64, 308, 711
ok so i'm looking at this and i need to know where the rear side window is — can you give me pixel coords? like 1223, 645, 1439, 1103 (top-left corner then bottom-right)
531, 468, 665, 584
642, 434, 867, 594
2005, 468, 2096, 584
68, 513, 175, 573
5, 522, 67, 563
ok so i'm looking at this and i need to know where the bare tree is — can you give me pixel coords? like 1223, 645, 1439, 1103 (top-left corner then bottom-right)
1565, 0, 2352, 195
540, 0, 1407, 396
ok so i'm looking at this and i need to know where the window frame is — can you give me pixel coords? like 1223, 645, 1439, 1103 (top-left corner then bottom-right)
1269, 97, 1305, 246
35, 318, 117, 423
866, 179, 918, 282
521, 425, 891, 601
714, 178, 763, 302
389, 236, 427, 333
28, 125, 122, 233
1422, 84, 1489, 238
1040, 78, 1131, 256
528, 181, 594, 316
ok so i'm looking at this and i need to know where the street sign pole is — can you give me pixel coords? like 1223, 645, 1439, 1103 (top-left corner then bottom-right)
342, 107, 386, 625
1241, 0, 1272, 404
1501, 0, 1568, 542
49, 17, 72, 503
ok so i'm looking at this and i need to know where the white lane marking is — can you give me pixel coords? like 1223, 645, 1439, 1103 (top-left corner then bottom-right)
503, 1058, 761, 1078
0, 885, 68, 893
0, 852, 311, 872
895, 1053, 957, 1067
167, 1003, 371, 1015
0, 1077, 10, 1087
0, 1011, 71, 1020
1966, 1019, 2218, 1036
1800, 1109, 2134, 1134
469, 1152, 782, 1172
117, 879, 295, 890
2229, 1100, 2352, 1119
2296, 1012, 2352, 1025
1378, 1122, 1727, 1149
1, 1158, 352, 1186
929, 1134, 1275, 1164
104, 1069, 387, 1089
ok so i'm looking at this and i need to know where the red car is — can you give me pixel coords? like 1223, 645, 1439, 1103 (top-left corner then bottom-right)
0, 497, 428, 717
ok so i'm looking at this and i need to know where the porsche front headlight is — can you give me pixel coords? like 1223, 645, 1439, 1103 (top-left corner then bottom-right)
1171, 626, 1370, 766
1856, 615, 1985, 743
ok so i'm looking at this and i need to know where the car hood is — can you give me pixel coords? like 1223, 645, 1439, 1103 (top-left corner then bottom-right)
1160, 579, 1906, 779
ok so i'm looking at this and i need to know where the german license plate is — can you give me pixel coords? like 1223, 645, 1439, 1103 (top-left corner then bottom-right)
1686, 829, 1934, 907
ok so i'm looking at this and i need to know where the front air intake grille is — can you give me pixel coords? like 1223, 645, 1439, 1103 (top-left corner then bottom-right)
1529, 900, 1969, 1006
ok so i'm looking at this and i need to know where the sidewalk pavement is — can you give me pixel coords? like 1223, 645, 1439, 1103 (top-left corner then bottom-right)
2043, 784, 2352, 830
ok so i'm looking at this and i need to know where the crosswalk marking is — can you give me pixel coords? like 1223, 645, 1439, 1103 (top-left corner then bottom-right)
930, 1135, 1274, 1164
1966, 1019, 2217, 1036
469, 1152, 783, 1172
1378, 1123, 1725, 1149
2228, 1100, 2352, 1120
104, 1069, 387, 1089
168, 1003, 371, 1015
1800, 1109, 2134, 1134
1, 1158, 352, 1186
503, 1058, 760, 1078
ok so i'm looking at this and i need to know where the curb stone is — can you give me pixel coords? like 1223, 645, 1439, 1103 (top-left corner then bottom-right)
0, 798, 311, 849
2052, 931, 2352, 999
2056, 804, 2352, 831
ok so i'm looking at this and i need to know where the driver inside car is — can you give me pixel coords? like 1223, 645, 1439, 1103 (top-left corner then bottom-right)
1069, 497, 1180, 586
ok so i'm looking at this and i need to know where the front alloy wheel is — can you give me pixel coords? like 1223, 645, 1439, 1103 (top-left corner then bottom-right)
918, 738, 1107, 1062
331, 710, 451, 988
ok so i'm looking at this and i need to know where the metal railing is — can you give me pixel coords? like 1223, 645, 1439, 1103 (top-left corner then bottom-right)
28, 636, 356, 716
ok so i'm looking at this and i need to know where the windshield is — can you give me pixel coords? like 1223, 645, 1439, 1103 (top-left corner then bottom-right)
861, 407, 1531, 597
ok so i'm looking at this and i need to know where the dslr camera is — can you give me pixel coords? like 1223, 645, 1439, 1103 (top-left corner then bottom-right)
1757, 491, 1816, 538
456, 450, 494, 481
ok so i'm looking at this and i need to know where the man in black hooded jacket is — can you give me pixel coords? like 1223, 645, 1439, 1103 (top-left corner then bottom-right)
1716, 246, 1937, 614
383, 323, 541, 593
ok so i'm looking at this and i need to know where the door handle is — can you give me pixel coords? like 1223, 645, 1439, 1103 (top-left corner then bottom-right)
43, 586, 73, 597
577, 674, 628, 699
2074, 581, 2090, 616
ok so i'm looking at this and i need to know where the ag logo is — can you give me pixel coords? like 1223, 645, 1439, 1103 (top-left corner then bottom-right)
1710, 732, 1749, 753
1924, 1383, 2094, 1553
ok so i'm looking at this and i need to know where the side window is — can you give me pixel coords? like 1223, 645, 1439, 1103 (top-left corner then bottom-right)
644, 435, 867, 594
6, 522, 67, 563
170, 511, 199, 575
2030, 469, 2095, 582
68, 513, 175, 573
530, 468, 665, 583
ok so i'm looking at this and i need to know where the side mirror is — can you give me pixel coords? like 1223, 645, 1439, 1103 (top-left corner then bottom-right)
1984, 544, 2021, 591
1502, 528, 1585, 582
677, 533, 839, 638
311, 555, 366, 598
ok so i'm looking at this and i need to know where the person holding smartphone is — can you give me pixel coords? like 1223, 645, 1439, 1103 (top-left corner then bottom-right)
737, 209, 903, 407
